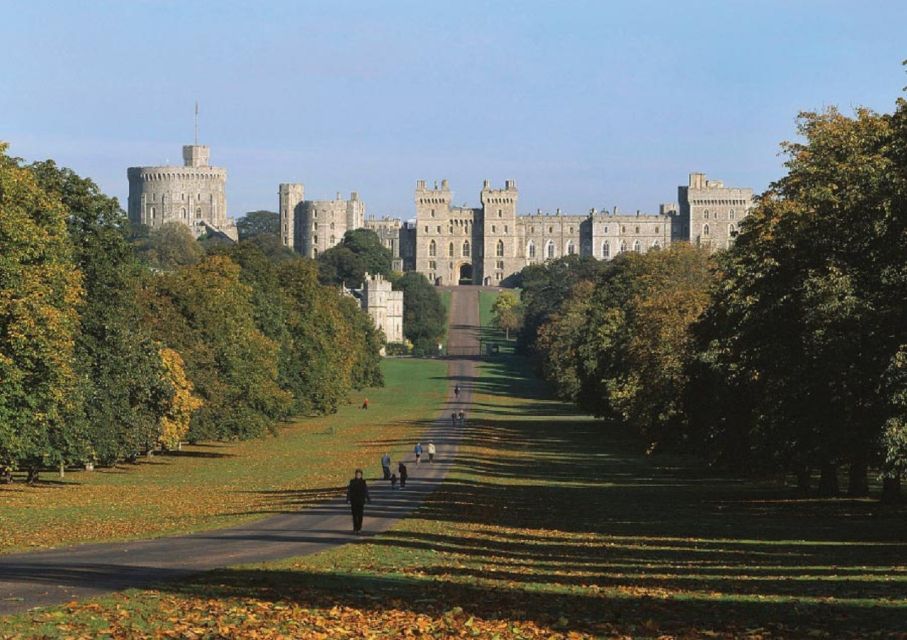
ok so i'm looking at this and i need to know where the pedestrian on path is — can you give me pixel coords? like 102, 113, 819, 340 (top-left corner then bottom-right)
428, 442, 436, 463
454, 384, 461, 399
414, 442, 423, 464
381, 452, 391, 480
345, 469, 371, 534
390, 473, 399, 489
398, 461, 408, 488
451, 412, 457, 427
361, 397, 369, 410
458, 410, 466, 426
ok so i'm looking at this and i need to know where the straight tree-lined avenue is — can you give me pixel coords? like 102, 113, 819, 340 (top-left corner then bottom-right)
0, 290, 480, 615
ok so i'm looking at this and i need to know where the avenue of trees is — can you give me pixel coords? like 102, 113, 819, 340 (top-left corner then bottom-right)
0, 149, 383, 482
517, 94, 907, 501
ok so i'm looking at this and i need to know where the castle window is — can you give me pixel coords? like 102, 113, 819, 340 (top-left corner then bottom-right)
548, 226, 553, 234
704, 210, 710, 219
429, 240, 437, 257
496, 260, 504, 270
620, 241, 627, 253
496, 240, 504, 257
449, 242, 455, 257
150, 207, 156, 220
603, 226, 608, 234
431, 209, 435, 218
652, 240, 661, 250
621, 226, 626, 233
729, 223, 736, 235
602, 241, 610, 258
498, 209, 502, 217
430, 261, 436, 270
331, 236, 336, 244
463, 240, 470, 257
505, 225, 508, 233
566, 241, 575, 255
424, 226, 428, 233
530, 226, 535, 233
729, 209, 736, 220
330, 222, 335, 230
635, 226, 640, 234
492, 225, 496, 233
703, 224, 710, 236
569, 227, 573, 234
546, 241, 555, 259
313, 248, 318, 257
436, 226, 441, 233
655, 226, 660, 234
195, 208, 201, 219
314, 235, 318, 242
528, 241, 536, 258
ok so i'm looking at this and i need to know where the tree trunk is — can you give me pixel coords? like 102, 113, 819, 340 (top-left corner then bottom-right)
817, 462, 839, 497
26, 468, 40, 485
59, 463, 65, 478
847, 460, 869, 497
881, 474, 902, 504
795, 467, 811, 495
0, 467, 11, 484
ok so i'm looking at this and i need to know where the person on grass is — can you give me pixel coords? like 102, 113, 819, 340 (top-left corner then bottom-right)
345, 469, 371, 534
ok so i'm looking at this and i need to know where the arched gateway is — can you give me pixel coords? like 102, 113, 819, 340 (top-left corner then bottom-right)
458, 263, 473, 285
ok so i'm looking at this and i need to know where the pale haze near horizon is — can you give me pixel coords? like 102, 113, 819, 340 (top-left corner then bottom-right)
1, 0, 905, 220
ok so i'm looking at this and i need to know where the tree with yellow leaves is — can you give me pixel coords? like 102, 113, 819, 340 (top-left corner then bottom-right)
158, 347, 203, 450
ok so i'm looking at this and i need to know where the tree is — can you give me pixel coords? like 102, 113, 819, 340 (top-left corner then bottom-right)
317, 229, 393, 288
393, 272, 447, 356
158, 347, 203, 450
0, 146, 84, 482
237, 210, 279, 240
29, 160, 175, 465
491, 291, 523, 339
134, 221, 204, 271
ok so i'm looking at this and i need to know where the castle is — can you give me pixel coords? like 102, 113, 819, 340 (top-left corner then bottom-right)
354, 273, 403, 349
127, 144, 238, 240
279, 173, 753, 285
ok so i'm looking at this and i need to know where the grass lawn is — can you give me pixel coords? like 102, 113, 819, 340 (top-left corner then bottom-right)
6, 353, 905, 638
479, 288, 519, 355
0, 358, 447, 554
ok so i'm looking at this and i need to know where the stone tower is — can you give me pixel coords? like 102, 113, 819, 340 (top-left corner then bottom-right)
127, 144, 236, 240
279, 183, 305, 251
678, 173, 753, 251
479, 180, 519, 285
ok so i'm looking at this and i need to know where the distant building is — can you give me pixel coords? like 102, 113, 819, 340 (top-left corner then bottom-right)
127, 144, 237, 240
278, 173, 753, 285
358, 272, 403, 346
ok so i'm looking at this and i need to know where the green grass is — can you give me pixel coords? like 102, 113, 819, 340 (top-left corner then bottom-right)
0, 358, 448, 553
4, 354, 906, 638
478, 288, 519, 355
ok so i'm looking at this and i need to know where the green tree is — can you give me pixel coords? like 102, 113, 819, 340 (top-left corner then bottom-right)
29, 160, 174, 465
393, 272, 447, 356
237, 210, 279, 240
491, 290, 523, 339
0, 146, 84, 482
135, 221, 204, 271
318, 229, 393, 288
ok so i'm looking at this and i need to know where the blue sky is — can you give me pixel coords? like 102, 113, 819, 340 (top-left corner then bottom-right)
2, 0, 905, 219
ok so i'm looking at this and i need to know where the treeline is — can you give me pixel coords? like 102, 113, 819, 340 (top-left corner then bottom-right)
0, 148, 383, 482
518, 97, 907, 501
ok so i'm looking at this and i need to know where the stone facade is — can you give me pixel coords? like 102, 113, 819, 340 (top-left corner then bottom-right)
359, 272, 403, 345
279, 184, 365, 258
127, 144, 237, 240
279, 173, 752, 285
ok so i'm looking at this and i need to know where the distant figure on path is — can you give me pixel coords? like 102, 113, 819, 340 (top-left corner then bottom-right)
428, 442, 436, 463
414, 442, 423, 464
390, 473, 399, 490
458, 410, 465, 426
381, 452, 391, 480
454, 384, 461, 399
345, 469, 371, 534
398, 462, 408, 488
451, 412, 457, 427
361, 397, 369, 410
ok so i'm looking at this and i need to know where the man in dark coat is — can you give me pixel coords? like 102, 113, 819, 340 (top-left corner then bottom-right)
346, 469, 371, 533
398, 461, 408, 489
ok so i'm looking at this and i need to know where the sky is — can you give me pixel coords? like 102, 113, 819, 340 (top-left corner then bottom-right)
2, 0, 906, 220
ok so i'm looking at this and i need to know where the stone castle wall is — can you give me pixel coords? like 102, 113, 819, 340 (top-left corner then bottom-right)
279, 185, 364, 258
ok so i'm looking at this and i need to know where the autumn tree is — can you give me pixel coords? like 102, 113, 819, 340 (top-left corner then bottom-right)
0, 146, 84, 482
491, 291, 523, 339
134, 221, 204, 271
393, 272, 447, 356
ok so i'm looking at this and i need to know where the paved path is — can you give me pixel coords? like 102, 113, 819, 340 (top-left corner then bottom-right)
0, 288, 482, 615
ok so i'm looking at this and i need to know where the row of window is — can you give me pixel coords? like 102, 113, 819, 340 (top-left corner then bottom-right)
701, 209, 738, 220
701, 223, 737, 236
148, 192, 215, 203
147, 207, 205, 220
690, 199, 747, 206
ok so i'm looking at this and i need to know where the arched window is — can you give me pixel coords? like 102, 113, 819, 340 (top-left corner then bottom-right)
566, 241, 575, 255
449, 242, 455, 257
195, 207, 201, 219
633, 240, 641, 253
652, 240, 661, 250
181, 207, 186, 218
463, 240, 470, 257
429, 240, 437, 257
496, 240, 504, 257
546, 241, 555, 258
528, 241, 536, 258
703, 224, 710, 236
704, 210, 710, 220
430, 209, 435, 218
602, 241, 610, 259
635, 226, 640, 234
729, 209, 736, 220
728, 223, 736, 235
620, 241, 627, 253
150, 207, 156, 219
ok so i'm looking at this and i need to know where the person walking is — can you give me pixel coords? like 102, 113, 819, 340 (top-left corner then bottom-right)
345, 469, 371, 534
454, 384, 461, 399
398, 461, 408, 488
414, 442, 423, 464
428, 442, 436, 463
361, 397, 369, 410
381, 452, 391, 480
451, 412, 457, 427
458, 410, 465, 426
